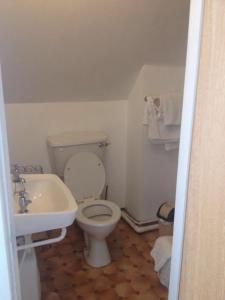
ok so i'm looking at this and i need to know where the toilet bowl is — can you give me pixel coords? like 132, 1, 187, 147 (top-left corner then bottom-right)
76, 199, 121, 267
64, 151, 121, 267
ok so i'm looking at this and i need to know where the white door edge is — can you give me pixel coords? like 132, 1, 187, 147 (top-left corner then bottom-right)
168, 0, 204, 299
0, 66, 21, 300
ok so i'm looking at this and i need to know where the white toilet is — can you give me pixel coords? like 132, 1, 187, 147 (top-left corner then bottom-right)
47, 131, 121, 267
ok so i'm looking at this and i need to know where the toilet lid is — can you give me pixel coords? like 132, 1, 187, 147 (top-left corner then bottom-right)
64, 152, 105, 200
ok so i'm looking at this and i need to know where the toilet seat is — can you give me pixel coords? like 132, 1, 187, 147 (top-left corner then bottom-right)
64, 152, 105, 201
76, 200, 121, 226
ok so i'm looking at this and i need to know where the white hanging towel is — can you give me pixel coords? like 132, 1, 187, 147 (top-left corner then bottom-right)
142, 97, 151, 125
161, 92, 183, 126
165, 141, 179, 151
143, 96, 162, 141
143, 96, 180, 146
143, 96, 162, 125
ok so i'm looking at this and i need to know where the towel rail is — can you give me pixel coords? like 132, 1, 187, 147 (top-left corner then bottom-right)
17, 228, 67, 251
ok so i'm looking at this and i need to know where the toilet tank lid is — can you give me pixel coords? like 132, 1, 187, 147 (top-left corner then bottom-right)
47, 131, 108, 147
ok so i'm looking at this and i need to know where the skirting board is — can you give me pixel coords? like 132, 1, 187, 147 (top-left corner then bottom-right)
121, 208, 158, 233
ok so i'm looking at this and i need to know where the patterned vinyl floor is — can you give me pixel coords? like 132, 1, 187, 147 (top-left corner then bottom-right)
36, 220, 168, 300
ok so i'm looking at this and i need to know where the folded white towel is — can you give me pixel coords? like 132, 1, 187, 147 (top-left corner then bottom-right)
143, 96, 180, 143
161, 92, 183, 126
165, 141, 179, 151
153, 121, 180, 143
151, 236, 173, 272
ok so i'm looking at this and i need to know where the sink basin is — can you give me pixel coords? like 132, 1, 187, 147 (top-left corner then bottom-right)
13, 174, 78, 236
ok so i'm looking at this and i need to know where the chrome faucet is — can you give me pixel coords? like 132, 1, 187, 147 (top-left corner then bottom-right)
18, 191, 32, 213
11, 164, 31, 212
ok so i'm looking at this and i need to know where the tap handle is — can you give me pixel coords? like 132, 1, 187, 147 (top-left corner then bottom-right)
11, 164, 19, 174
18, 190, 28, 197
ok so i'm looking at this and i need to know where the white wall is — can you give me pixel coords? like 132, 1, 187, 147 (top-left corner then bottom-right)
5, 65, 185, 214
126, 65, 185, 222
5, 100, 127, 207
1, 0, 189, 103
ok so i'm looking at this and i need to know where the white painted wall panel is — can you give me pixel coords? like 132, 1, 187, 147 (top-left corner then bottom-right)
5, 100, 127, 207
126, 65, 185, 222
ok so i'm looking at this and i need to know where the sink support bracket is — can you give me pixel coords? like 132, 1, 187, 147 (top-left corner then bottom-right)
17, 227, 67, 251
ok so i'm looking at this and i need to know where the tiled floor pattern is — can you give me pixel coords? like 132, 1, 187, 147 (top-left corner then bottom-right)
36, 220, 168, 300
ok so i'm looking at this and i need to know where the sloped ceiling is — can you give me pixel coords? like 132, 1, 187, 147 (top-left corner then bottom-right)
0, 0, 189, 103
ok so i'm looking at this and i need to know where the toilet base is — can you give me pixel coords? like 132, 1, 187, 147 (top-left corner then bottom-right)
84, 235, 111, 268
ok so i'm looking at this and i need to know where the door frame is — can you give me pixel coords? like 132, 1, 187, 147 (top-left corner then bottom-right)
168, 0, 204, 299
0, 67, 21, 300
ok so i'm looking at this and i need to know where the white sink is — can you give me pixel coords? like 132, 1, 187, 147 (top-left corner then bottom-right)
13, 174, 78, 236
